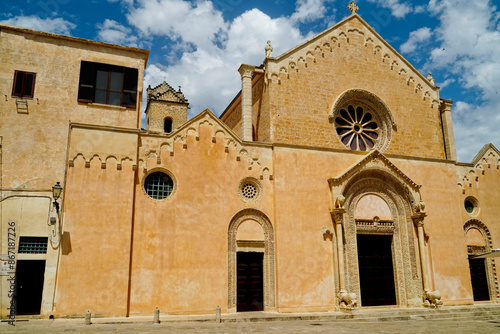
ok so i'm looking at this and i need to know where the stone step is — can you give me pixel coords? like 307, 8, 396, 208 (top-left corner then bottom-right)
220, 305, 500, 324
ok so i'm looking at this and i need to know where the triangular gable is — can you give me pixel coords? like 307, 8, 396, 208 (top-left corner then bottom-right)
471, 143, 500, 167
165, 107, 243, 145
329, 150, 421, 190
328, 150, 424, 214
140, 108, 274, 180
265, 13, 438, 104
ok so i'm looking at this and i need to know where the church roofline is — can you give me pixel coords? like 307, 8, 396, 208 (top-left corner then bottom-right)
471, 143, 500, 165
268, 13, 437, 92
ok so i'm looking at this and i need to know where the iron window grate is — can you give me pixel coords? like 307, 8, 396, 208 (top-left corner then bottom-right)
18, 237, 48, 254
145, 172, 173, 199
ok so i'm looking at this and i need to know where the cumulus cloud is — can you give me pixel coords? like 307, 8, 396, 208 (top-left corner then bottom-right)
426, 0, 500, 161
1, 15, 75, 35
96, 19, 138, 47
129, 1, 320, 117
366, 0, 413, 18
399, 27, 432, 54
291, 0, 328, 23
126, 0, 226, 49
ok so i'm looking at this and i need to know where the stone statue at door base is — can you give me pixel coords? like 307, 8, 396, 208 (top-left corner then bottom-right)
423, 290, 443, 308
338, 291, 357, 309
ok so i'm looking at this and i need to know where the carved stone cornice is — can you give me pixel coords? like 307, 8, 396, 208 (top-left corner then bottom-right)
330, 208, 346, 224
412, 212, 426, 227
328, 150, 421, 191
238, 64, 255, 79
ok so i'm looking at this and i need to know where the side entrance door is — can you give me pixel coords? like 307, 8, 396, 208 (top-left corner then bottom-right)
468, 257, 490, 301
15, 260, 46, 315
237, 252, 263, 312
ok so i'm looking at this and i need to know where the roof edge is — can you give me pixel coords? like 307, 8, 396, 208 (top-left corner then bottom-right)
0, 23, 149, 57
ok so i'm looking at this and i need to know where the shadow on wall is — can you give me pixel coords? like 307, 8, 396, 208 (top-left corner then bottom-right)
62, 232, 72, 255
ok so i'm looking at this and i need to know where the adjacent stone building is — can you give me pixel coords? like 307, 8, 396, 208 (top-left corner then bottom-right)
1, 4, 499, 319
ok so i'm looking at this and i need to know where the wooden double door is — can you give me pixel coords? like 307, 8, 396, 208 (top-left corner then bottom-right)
357, 234, 397, 306
237, 252, 264, 312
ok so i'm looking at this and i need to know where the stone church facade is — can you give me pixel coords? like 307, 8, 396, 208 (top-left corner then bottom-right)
1, 4, 499, 319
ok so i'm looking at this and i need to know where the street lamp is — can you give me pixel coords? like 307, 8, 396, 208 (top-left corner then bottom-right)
52, 182, 62, 213
50, 182, 63, 247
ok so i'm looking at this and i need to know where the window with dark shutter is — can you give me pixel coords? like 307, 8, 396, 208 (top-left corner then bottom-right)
12, 71, 36, 98
77, 61, 138, 108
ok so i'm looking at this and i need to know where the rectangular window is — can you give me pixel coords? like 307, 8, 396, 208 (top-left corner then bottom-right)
12, 70, 36, 98
18, 237, 48, 254
78, 61, 138, 108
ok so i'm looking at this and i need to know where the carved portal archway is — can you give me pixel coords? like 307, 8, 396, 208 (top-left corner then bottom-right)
464, 219, 499, 301
328, 151, 433, 308
228, 209, 275, 312
342, 170, 422, 307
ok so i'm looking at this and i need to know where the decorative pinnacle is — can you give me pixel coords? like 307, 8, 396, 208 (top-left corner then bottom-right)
347, 1, 359, 14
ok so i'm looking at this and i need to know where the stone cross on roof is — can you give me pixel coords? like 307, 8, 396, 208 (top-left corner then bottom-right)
347, 1, 359, 14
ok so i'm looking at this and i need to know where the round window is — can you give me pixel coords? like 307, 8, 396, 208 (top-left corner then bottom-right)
464, 196, 479, 216
335, 105, 379, 151
238, 178, 263, 203
144, 171, 174, 200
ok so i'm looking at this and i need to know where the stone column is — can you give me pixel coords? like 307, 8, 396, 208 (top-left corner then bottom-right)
439, 99, 456, 161
330, 209, 347, 292
238, 64, 254, 142
413, 213, 429, 291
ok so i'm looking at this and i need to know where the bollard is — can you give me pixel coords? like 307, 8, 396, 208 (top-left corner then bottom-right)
153, 307, 160, 324
215, 305, 221, 323
84, 310, 91, 325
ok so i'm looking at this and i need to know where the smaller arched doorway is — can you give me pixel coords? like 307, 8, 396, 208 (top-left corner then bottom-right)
228, 209, 275, 313
464, 220, 498, 302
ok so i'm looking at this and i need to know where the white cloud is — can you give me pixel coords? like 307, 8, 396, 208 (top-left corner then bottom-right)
400, 27, 432, 54
1, 15, 75, 35
96, 19, 138, 47
126, 0, 226, 49
366, 0, 413, 18
291, 0, 328, 23
426, 0, 500, 161
129, 1, 318, 117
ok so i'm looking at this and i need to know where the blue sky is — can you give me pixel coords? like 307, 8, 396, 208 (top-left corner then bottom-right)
2, 0, 499, 162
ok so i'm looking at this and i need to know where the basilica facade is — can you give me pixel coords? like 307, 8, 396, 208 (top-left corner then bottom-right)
1, 5, 499, 319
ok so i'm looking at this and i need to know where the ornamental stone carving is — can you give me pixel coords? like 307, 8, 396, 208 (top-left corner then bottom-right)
423, 290, 443, 308
338, 291, 357, 309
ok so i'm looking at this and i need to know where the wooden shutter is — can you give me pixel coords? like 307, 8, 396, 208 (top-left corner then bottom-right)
78, 61, 96, 103
122, 67, 138, 108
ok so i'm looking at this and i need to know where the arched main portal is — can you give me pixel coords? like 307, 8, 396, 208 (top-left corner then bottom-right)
228, 209, 275, 312
343, 171, 421, 307
464, 219, 499, 302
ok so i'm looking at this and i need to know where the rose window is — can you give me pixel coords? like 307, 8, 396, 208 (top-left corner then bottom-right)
335, 105, 379, 151
238, 178, 263, 203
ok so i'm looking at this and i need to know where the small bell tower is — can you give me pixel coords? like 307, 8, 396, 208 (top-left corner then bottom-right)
145, 81, 188, 133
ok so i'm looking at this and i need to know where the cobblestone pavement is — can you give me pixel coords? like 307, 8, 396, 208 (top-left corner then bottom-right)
2, 318, 500, 333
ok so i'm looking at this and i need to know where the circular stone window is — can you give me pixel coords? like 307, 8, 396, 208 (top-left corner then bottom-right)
464, 196, 479, 216
331, 89, 395, 152
144, 171, 174, 200
335, 105, 380, 151
238, 178, 263, 203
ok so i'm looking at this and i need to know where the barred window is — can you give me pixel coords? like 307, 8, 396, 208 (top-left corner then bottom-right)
18, 237, 48, 254
144, 172, 174, 200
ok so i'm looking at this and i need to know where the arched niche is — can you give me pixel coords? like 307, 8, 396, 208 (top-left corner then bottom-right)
355, 194, 392, 221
